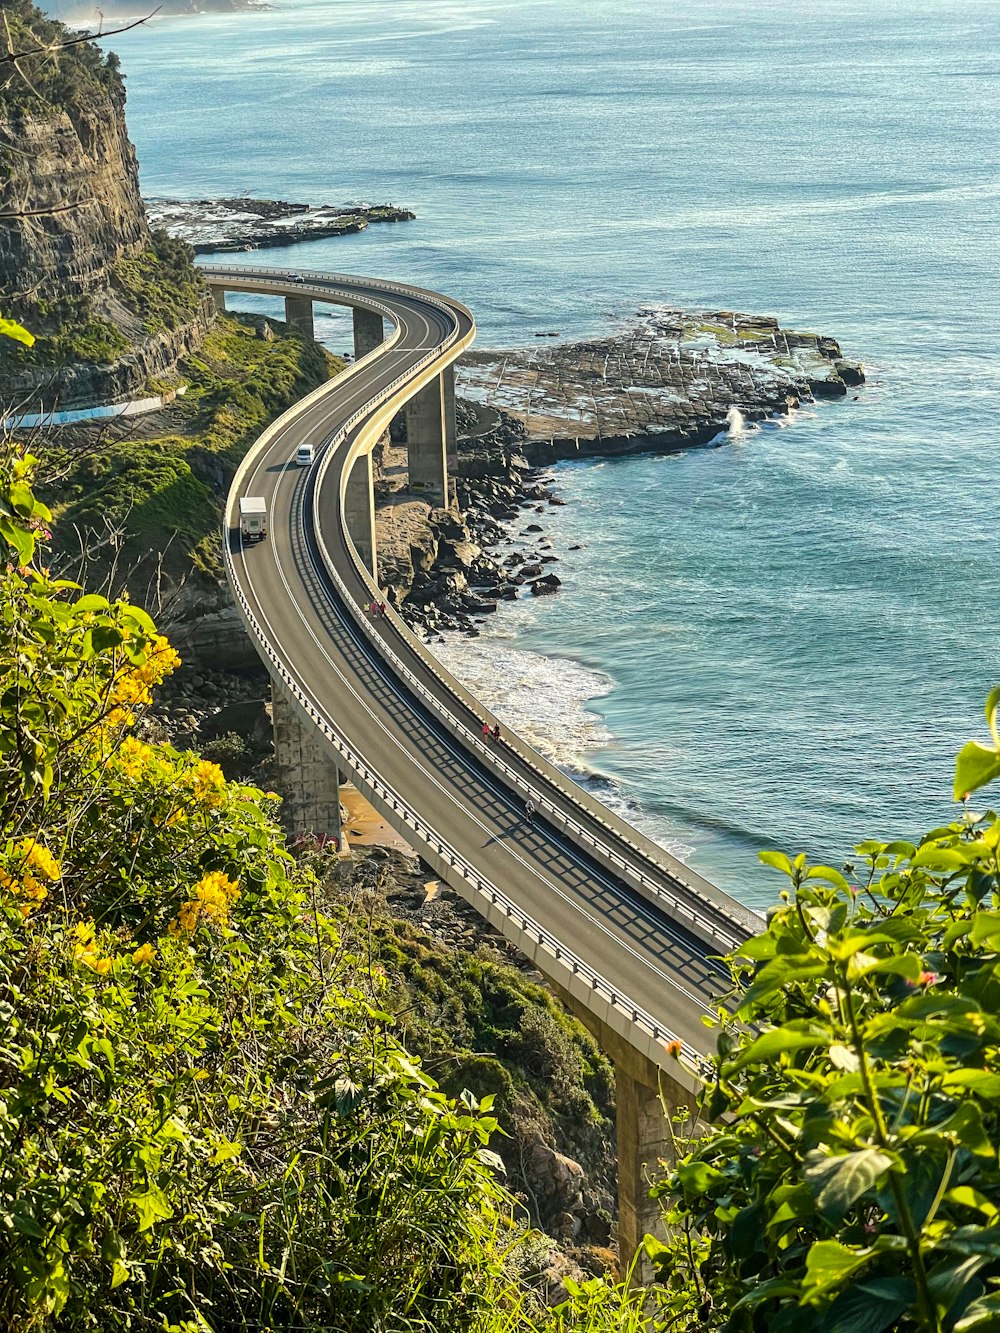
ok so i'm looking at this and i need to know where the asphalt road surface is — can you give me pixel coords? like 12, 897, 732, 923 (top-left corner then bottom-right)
215, 267, 756, 1065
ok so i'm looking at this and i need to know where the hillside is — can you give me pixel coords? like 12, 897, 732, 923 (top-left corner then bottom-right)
0, 0, 213, 410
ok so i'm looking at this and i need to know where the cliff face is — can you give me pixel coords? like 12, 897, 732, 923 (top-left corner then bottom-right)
0, 0, 214, 409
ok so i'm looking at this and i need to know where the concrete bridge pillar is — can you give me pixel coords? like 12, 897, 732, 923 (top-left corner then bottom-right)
353, 307, 384, 360
615, 1061, 686, 1281
549, 982, 694, 1280
405, 373, 449, 507
442, 363, 458, 477
212, 287, 227, 313
344, 450, 377, 580
270, 685, 341, 842
284, 295, 314, 340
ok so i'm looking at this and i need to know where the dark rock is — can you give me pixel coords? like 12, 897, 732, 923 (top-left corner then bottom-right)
531, 575, 561, 596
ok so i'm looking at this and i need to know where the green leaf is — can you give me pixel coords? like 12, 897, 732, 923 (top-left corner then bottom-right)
728, 1022, 833, 1070
804, 864, 851, 890
804, 1148, 894, 1220
911, 843, 973, 871
732, 1276, 801, 1310
945, 1187, 999, 1220
0, 316, 35, 347
942, 1069, 1000, 1102
800, 1240, 872, 1303
759, 850, 794, 876
675, 1160, 726, 1198
110, 1259, 130, 1289
937, 1225, 1000, 1257
73, 594, 112, 613
129, 1186, 174, 1232
955, 741, 1000, 801
0, 516, 33, 565
824, 1277, 915, 1333
740, 956, 829, 1008
854, 952, 922, 982
956, 1292, 1000, 1331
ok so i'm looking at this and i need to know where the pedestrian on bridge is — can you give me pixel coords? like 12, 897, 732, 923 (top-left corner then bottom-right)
482, 720, 491, 739
492, 723, 502, 743
524, 799, 536, 825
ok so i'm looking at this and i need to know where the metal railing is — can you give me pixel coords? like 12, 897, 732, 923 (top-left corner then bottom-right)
219, 266, 740, 1072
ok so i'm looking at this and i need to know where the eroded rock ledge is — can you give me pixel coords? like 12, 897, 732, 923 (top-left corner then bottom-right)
376, 309, 864, 638
458, 308, 864, 465
145, 197, 416, 254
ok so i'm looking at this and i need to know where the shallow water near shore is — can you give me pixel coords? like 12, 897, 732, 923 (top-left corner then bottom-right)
113, 0, 1000, 908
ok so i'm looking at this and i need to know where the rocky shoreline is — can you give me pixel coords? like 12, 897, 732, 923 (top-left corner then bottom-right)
377, 308, 865, 640
145, 196, 416, 254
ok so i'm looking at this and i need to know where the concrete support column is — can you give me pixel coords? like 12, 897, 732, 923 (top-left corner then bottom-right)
344, 450, 377, 580
284, 295, 314, 340
212, 287, 227, 313
548, 979, 694, 1282
353, 307, 384, 360
405, 374, 448, 507
616, 1066, 676, 1280
270, 685, 341, 841
442, 364, 458, 506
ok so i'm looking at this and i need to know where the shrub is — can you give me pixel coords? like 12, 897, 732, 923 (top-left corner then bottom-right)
0, 447, 548, 1332
648, 695, 1000, 1333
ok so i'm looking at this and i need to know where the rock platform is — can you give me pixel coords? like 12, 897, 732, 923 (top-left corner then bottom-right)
458, 309, 864, 465
145, 196, 416, 254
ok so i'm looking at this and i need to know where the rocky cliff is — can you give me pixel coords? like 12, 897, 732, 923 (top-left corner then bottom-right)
0, 0, 214, 409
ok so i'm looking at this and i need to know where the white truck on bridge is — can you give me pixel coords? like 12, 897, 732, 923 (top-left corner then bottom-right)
239, 496, 267, 543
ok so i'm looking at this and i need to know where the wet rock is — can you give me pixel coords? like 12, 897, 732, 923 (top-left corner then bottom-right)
530, 575, 561, 596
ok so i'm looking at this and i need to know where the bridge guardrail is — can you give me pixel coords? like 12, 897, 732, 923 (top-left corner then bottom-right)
218, 266, 733, 1070
210, 265, 754, 948
222, 503, 706, 1071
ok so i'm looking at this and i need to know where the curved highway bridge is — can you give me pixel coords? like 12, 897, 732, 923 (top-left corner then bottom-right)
207, 265, 760, 1260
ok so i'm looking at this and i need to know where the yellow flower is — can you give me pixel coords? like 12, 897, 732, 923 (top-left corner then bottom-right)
191, 760, 226, 809
132, 943, 156, 965
135, 635, 181, 685
0, 840, 60, 916
118, 736, 156, 779
95, 957, 112, 976
20, 839, 60, 882
170, 871, 240, 936
177, 900, 203, 932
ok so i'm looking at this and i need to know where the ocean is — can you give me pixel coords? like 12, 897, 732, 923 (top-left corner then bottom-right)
108, 0, 1000, 907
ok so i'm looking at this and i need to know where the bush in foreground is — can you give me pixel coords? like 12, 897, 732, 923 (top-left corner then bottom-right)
0, 448, 648, 1332
648, 698, 1000, 1333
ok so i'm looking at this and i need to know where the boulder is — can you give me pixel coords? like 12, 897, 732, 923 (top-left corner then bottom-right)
530, 574, 561, 596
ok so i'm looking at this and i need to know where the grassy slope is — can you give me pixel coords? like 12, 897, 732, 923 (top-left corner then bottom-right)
47, 313, 341, 581
323, 857, 618, 1238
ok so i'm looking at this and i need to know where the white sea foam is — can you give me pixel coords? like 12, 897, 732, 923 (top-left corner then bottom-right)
430, 614, 696, 864
432, 627, 614, 770
726, 406, 746, 436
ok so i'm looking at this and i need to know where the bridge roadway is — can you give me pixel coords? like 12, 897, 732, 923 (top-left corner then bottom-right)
215, 265, 760, 1084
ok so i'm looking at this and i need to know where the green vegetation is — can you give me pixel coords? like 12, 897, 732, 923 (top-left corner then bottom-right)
0, 450, 649, 1332
6, 232, 207, 365
113, 230, 211, 336
320, 860, 616, 1233
647, 698, 1000, 1332
47, 312, 337, 581
0, 0, 122, 110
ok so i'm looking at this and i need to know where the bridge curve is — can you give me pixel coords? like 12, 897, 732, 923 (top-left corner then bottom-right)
210, 265, 759, 1258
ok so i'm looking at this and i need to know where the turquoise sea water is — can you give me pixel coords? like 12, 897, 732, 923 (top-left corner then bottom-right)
110, 0, 1000, 907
